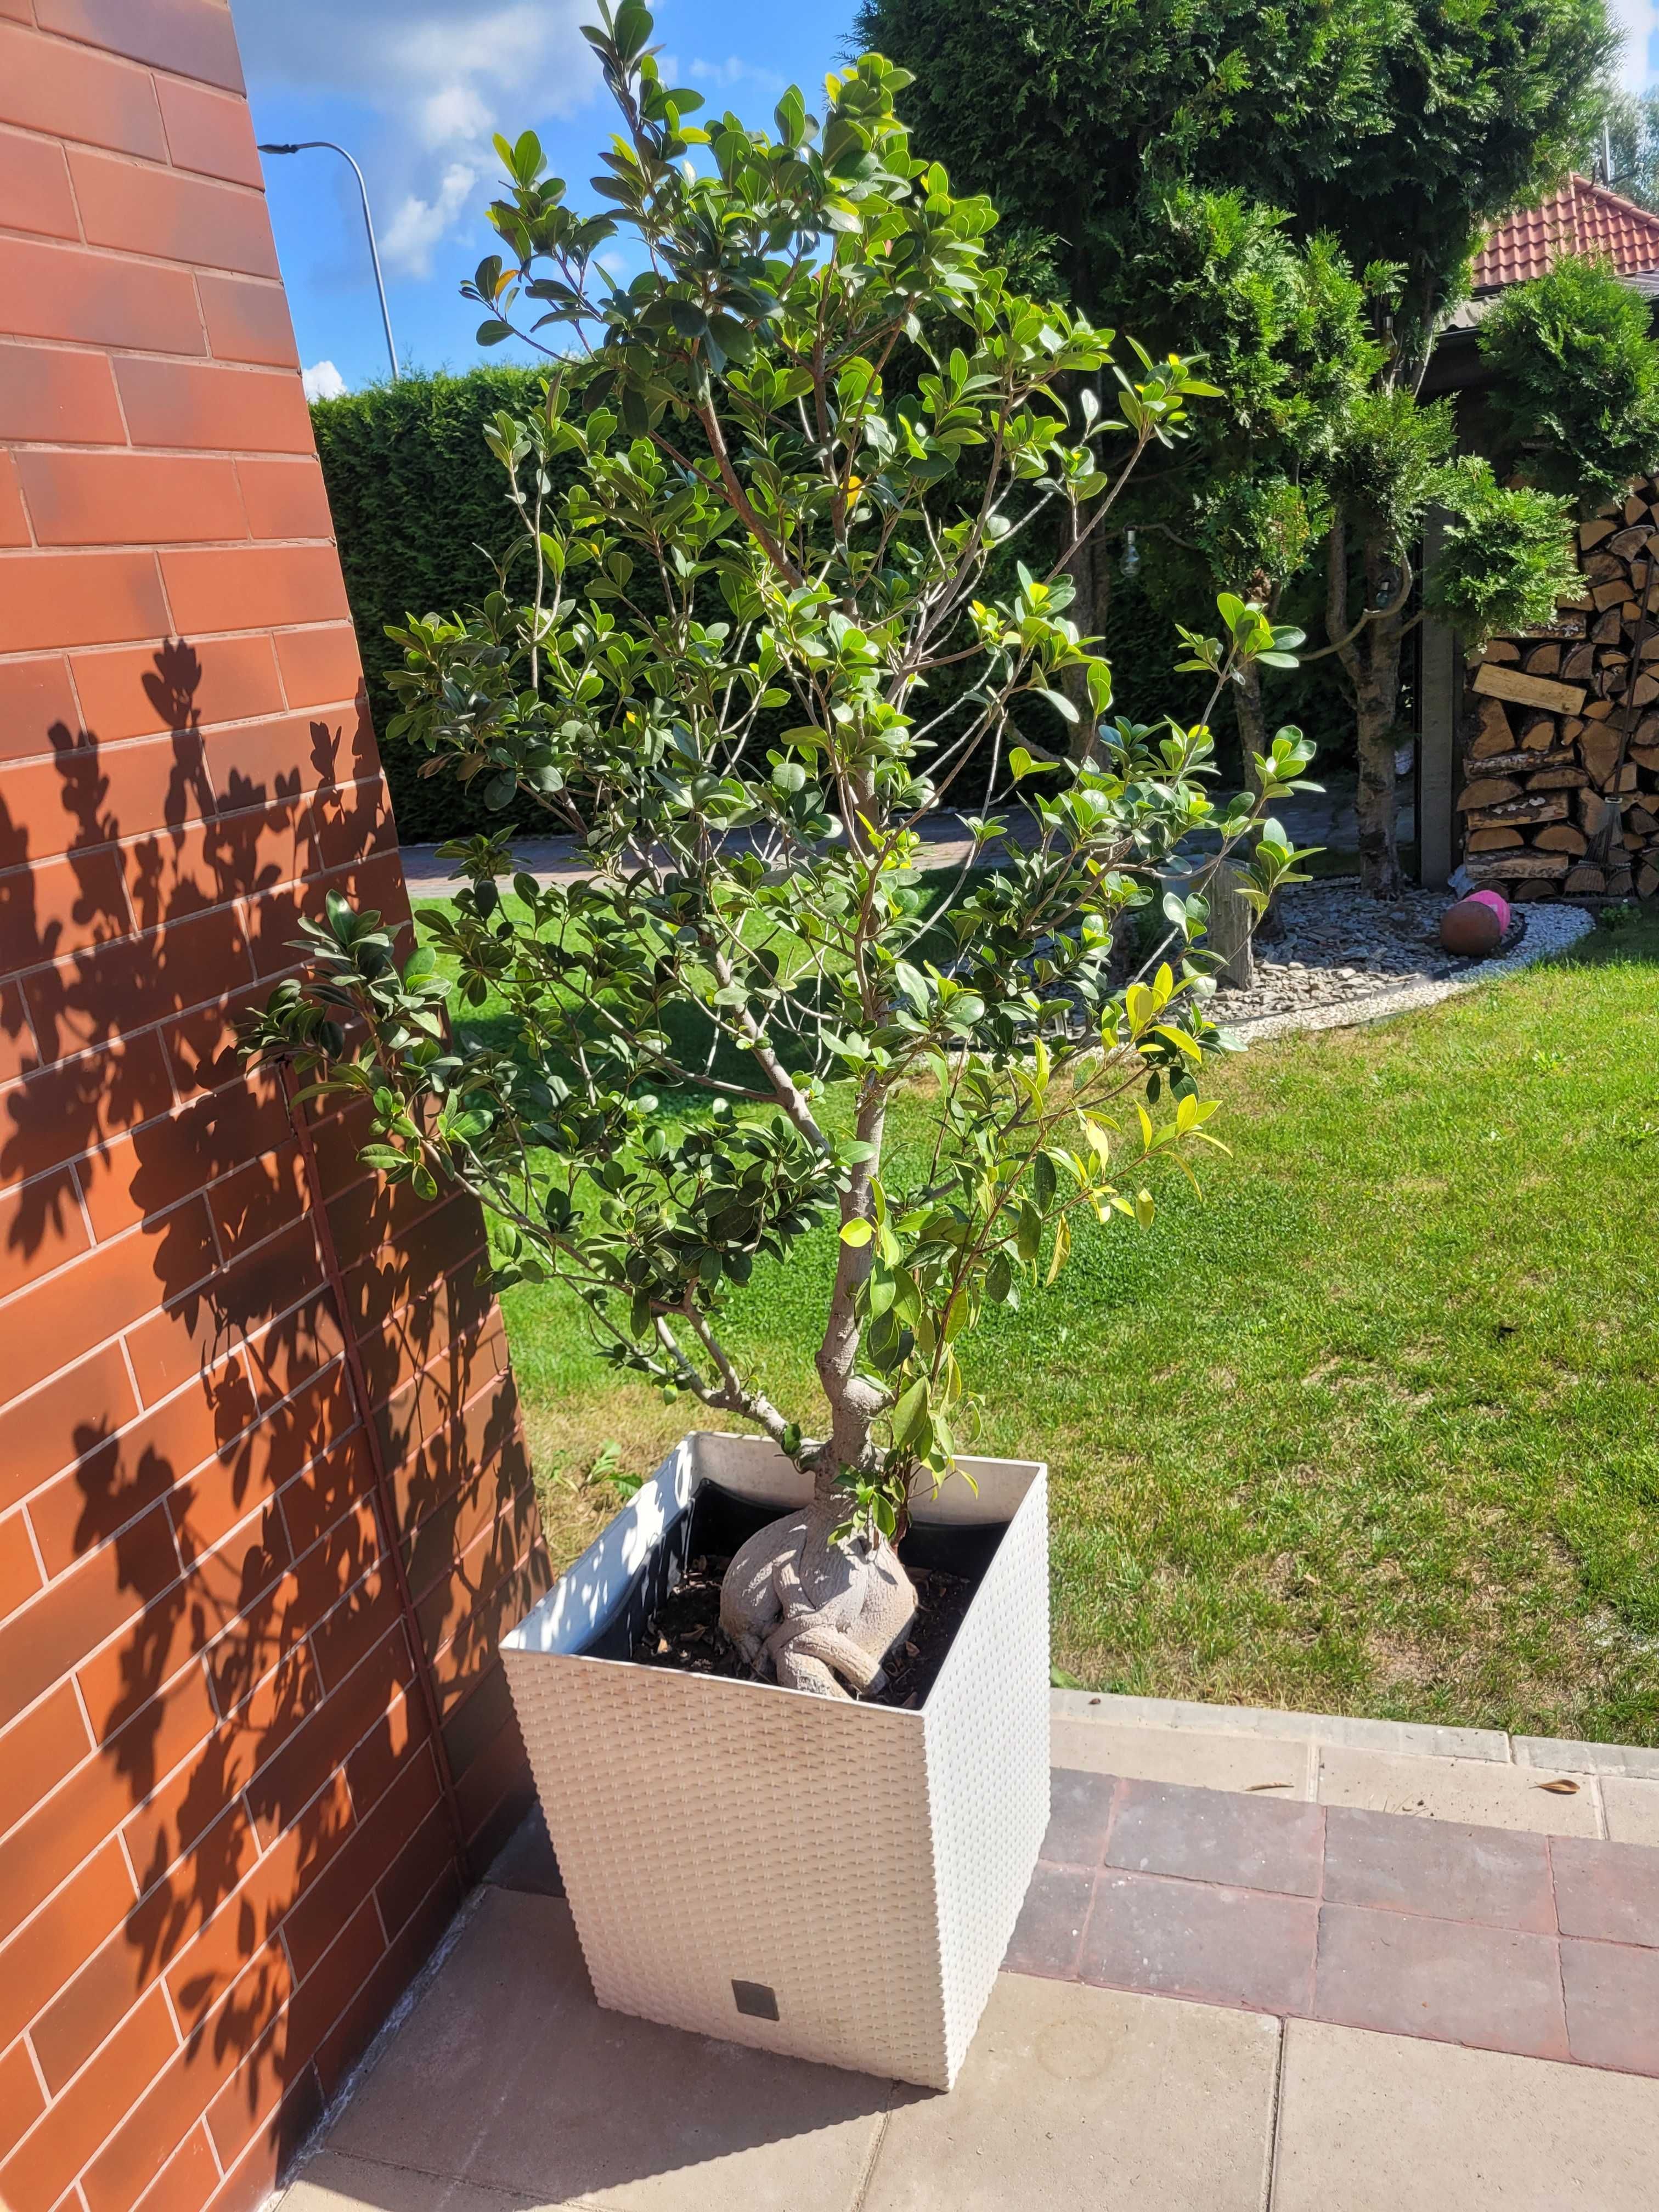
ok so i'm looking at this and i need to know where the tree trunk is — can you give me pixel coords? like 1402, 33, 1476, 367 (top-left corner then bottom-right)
1329, 514, 1409, 898
1063, 512, 1113, 763
718, 1079, 918, 1698
1204, 860, 1256, 989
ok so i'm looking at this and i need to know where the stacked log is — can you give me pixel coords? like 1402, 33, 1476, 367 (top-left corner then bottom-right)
1460, 476, 1659, 901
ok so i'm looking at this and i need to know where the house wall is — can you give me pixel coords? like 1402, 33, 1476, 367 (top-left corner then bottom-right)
0, 6, 551, 2210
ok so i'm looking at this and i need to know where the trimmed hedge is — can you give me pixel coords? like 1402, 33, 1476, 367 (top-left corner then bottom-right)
311, 368, 575, 842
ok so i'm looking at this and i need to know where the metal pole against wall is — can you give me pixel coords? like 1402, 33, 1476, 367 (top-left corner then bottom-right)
258, 139, 400, 383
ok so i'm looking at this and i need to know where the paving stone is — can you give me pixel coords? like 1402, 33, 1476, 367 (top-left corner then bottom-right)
1514, 1735, 1659, 1781
1041, 1767, 1117, 1866
326, 1889, 889, 2211
1560, 1940, 1659, 2076
1313, 1901, 1569, 2059
1003, 1863, 1091, 1979
1050, 1715, 1308, 1797
1550, 1837, 1659, 1947
860, 1971, 1278, 2212
1317, 1745, 1601, 1836
1103, 1778, 1323, 1897
1322, 1804, 1555, 1932
1080, 1870, 1317, 2016
1602, 1777, 1659, 1847
1272, 2018, 1659, 2211
281, 2151, 541, 2212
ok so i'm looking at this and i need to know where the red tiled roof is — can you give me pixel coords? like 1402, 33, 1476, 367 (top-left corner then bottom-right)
1472, 173, 1659, 291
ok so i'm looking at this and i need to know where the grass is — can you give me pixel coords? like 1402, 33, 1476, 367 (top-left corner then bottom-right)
420, 896, 1659, 1746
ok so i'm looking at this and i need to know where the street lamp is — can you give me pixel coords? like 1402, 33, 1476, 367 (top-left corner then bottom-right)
257, 139, 400, 382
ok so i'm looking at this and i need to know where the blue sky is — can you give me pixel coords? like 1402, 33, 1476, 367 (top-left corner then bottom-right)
229, 0, 861, 396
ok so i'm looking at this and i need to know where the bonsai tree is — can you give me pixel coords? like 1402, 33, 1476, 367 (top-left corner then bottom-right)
249, 4, 1317, 1700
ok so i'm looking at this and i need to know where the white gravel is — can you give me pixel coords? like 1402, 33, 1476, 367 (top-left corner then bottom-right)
1211, 886, 1595, 1046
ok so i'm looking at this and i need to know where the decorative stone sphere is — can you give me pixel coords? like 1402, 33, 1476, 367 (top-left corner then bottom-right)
1440, 888, 1510, 957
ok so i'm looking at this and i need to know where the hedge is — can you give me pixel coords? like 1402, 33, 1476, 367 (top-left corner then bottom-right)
310, 367, 577, 842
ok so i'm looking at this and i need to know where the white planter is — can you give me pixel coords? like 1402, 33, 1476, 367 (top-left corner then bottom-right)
501, 1432, 1049, 2090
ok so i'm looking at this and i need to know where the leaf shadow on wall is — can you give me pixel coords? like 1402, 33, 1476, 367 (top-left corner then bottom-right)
0, 637, 545, 2188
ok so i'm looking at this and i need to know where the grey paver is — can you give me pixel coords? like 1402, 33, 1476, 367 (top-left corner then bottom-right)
1602, 1776, 1659, 1847
326, 1888, 889, 2212
1049, 1714, 1310, 1796
1514, 1735, 1659, 1780
1082, 1870, 1318, 2015
281, 2151, 540, 2212
1048, 1688, 1511, 1762
1550, 1836, 1659, 1947
860, 1972, 1278, 2212
1104, 1777, 1323, 1897
1313, 1901, 1568, 2059
1317, 1744, 1601, 1835
1272, 2018, 1659, 2210
1560, 1939, 1659, 2076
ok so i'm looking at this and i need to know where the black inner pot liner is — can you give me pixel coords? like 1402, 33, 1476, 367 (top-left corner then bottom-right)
584, 1477, 1008, 1678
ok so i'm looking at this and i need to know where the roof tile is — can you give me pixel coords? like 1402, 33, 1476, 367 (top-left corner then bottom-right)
1472, 174, 1659, 291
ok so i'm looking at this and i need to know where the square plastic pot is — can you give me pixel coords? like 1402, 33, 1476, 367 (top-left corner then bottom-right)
501, 1432, 1049, 2090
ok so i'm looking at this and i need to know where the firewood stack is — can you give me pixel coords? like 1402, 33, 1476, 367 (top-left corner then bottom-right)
1461, 476, 1659, 901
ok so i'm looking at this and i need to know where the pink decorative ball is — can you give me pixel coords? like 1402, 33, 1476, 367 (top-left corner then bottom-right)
1440, 888, 1511, 957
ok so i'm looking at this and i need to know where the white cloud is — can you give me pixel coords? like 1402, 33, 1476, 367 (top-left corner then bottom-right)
1611, 0, 1659, 90
302, 359, 349, 400
383, 161, 480, 280
234, 0, 601, 275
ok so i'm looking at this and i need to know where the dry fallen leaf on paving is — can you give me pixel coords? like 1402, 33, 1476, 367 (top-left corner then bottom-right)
1538, 1778, 1581, 1794
1249, 1781, 1291, 1791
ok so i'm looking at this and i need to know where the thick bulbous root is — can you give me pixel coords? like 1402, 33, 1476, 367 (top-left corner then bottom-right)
719, 1498, 916, 1701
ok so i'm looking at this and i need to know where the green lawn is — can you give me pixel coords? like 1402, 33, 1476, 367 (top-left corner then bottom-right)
427, 900, 1659, 1745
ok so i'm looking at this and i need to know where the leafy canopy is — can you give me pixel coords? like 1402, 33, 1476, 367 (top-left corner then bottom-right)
249, 3, 1319, 1527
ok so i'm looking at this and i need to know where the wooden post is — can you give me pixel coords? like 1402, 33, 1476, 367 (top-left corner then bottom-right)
1206, 861, 1257, 989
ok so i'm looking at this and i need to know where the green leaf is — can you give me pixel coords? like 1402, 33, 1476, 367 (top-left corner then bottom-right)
840, 1217, 874, 1246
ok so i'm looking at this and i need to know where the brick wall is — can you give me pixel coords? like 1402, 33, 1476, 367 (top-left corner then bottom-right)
0, 7, 552, 2210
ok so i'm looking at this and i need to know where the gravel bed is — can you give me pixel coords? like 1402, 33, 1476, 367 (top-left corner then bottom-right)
1209, 883, 1595, 1045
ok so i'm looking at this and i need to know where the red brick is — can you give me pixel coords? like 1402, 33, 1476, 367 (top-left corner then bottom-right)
0, 977, 35, 1087
29, 1357, 244, 1579
165, 1770, 354, 2032
122, 1745, 259, 1904
0, 736, 202, 877
0, 546, 169, 651
125, 798, 313, 927
0, 450, 29, 546
0, 1345, 139, 1513
201, 1142, 305, 1265
0, 1164, 87, 1297
198, 707, 370, 812
1, 1216, 183, 1405
0, 235, 205, 356
0, 126, 79, 239
236, 459, 332, 541
273, 1429, 373, 1561
246, 1618, 414, 1847
430, 1546, 549, 1717
343, 1675, 429, 1824
305, 776, 397, 874
161, 545, 349, 635
201, 2072, 320, 2212
0, 1506, 41, 1616
115, 358, 313, 456
0, 842, 132, 970
0, 21, 167, 162
0, 1839, 136, 2058
0, 1983, 176, 2212
132, 2124, 220, 2212
0, 1028, 177, 1188
311, 1870, 455, 2101
0, 1502, 182, 1733
0, 653, 80, 762
29, 1879, 182, 2096
0, 1680, 94, 1835
159, 980, 272, 1102
74, 1080, 287, 1248
0, 1743, 128, 1947
1314, 1901, 1570, 2059
125, 1216, 325, 1407
374, 1796, 456, 1946
25, 910, 259, 1065
0, 2035, 46, 2166
18, 450, 249, 549
36, 0, 246, 95
242, 849, 411, 979
157, 77, 261, 190
0, 344, 126, 445
197, 275, 297, 370
72, 634, 285, 747
273, 625, 363, 712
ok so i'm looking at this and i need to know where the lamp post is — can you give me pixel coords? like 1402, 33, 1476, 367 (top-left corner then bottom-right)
257, 139, 400, 382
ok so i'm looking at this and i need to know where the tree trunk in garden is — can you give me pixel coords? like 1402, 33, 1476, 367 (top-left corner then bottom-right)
1330, 515, 1409, 898
1064, 516, 1113, 761
719, 1084, 919, 1699
1203, 860, 1257, 988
